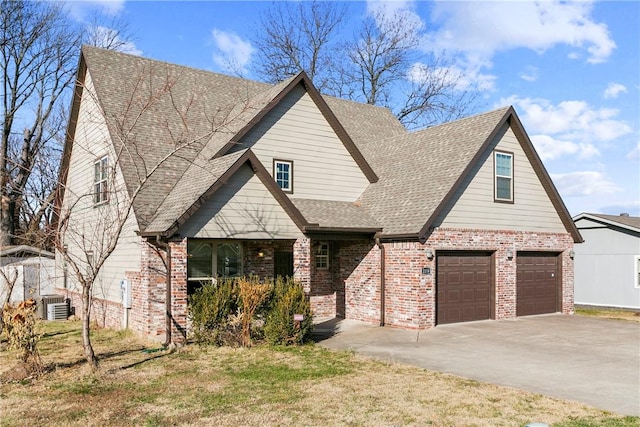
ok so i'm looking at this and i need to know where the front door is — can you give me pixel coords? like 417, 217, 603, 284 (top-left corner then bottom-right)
274, 252, 294, 278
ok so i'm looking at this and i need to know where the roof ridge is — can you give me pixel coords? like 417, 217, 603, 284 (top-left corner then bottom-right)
82, 45, 266, 89
409, 106, 512, 135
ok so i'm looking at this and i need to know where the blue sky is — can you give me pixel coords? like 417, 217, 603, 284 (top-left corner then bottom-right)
67, 0, 639, 217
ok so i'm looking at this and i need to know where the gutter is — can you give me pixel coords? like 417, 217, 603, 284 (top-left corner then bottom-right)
154, 236, 172, 347
375, 235, 385, 327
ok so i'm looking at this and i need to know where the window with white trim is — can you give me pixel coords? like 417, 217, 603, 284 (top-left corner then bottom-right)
94, 156, 109, 205
274, 159, 293, 193
315, 242, 329, 269
635, 255, 640, 288
187, 240, 243, 294
494, 151, 513, 202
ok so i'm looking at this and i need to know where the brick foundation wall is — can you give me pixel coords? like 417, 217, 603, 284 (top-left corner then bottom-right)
61, 289, 124, 330
383, 241, 433, 329
339, 241, 380, 323
129, 243, 167, 341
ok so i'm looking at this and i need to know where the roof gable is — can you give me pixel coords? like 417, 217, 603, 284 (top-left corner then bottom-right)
213, 71, 378, 184
360, 107, 582, 243
143, 150, 311, 237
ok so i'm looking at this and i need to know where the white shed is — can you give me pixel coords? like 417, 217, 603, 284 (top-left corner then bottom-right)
0, 245, 56, 305
573, 213, 640, 310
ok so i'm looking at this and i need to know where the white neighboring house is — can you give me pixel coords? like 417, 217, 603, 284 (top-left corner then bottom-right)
573, 213, 640, 310
0, 245, 56, 305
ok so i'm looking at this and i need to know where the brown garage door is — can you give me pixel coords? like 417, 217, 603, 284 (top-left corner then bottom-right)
437, 252, 493, 324
516, 253, 559, 316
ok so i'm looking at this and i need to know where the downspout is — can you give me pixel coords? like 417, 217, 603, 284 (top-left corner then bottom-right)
375, 236, 385, 327
155, 236, 172, 347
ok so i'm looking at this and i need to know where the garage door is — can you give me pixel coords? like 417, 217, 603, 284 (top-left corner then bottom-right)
437, 252, 492, 324
516, 253, 559, 316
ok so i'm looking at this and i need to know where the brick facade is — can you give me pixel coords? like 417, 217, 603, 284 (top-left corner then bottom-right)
59, 228, 574, 343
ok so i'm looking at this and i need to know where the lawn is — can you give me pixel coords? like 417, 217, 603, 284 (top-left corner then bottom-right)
0, 321, 638, 427
575, 306, 640, 323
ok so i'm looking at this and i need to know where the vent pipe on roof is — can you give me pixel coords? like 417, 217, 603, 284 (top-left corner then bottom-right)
620, 213, 630, 217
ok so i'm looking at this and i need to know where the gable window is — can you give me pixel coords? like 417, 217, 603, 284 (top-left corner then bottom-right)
274, 159, 293, 193
494, 151, 513, 202
315, 242, 329, 269
94, 156, 109, 205
187, 240, 243, 295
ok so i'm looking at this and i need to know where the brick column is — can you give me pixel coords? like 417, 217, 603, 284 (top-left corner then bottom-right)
130, 242, 167, 340
169, 238, 188, 344
293, 238, 311, 293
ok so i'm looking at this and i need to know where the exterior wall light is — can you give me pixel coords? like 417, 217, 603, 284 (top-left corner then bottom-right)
569, 250, 575, 259
256, 249, 265, 258
506, 249, 514, 260
426, 249, 434, 260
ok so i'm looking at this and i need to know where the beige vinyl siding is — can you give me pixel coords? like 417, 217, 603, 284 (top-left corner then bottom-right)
437, 123, 566, 232
178, 164, 303, 239
238, 85, 369, 201
57, 69, 142, 303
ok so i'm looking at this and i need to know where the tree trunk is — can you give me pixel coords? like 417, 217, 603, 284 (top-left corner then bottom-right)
81, 284, 99, 370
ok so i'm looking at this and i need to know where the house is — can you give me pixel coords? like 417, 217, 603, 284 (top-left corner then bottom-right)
573, 213, 640, 310
0, 245, 56, 316
55, 46, 582, 343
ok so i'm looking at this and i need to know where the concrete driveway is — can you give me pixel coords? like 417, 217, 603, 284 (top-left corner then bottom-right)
314, 314, 640, 416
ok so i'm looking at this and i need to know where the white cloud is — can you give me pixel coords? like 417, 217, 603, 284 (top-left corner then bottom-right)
66, 0, 125, 21
500, 96, 632, 142
366, 0, 424, 31
627, 141, 640, 161
519, 66, 538, 82
87, 26, 142, 56
603, 83, 628, 99
211, 29, 254, 75
550, 171, 621, 197
530, 134, 599, 161
425, 1, 615, 65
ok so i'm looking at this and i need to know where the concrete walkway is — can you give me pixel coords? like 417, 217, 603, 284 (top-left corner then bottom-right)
314, 314, 640, 416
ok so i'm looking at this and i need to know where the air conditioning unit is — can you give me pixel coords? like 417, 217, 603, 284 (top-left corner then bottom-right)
47, 302, 68, 321
40, 295, 65, 320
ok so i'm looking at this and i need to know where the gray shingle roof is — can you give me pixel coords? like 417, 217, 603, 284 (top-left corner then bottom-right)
581, 213, 640, 232
75, 47, 576, 240
358, 108, 511, 236
291, 199, 381, 230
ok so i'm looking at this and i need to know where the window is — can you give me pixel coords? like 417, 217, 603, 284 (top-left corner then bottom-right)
274, 159, 293, 193
94, 156, 109, 205
635, 256, 640, 288
187, 240, 243, 294
494, 151, 513, 202
315, 242, 329, 269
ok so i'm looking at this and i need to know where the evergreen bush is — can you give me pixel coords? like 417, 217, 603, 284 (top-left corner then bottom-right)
264, 277, 313, 345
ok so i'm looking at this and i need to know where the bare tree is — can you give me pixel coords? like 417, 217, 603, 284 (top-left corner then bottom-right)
252, 1, 347, 92
55, 59, 258, 369
0, 1, 81, 247
251, 3, 479, 129
84, 13, 139, 54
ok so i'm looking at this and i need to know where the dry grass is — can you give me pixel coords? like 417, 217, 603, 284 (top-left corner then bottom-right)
0, 320, 637, 427
576, 306, 640, 323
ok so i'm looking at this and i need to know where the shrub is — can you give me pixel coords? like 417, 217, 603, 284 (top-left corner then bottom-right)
237, 276, 272, 347
188, 278, 241, 346
2, 299, 43, 371
264, 277, 313, 345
